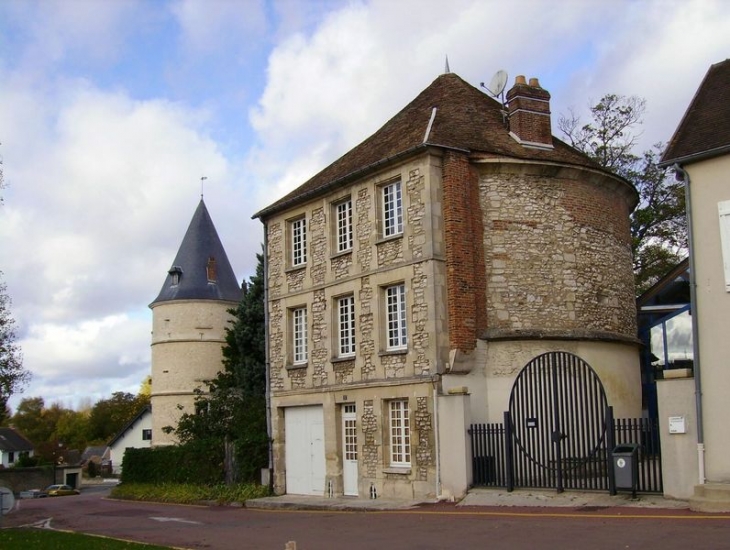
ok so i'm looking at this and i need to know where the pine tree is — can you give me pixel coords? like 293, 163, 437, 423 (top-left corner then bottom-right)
174, 252, 268, 482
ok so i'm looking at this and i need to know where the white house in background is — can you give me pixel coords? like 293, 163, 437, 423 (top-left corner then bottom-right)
660, 58, 730, 511
108, 406, 152, 475
0, 427, 34, 467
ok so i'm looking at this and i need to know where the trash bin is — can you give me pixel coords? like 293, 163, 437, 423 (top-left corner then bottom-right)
612, 444, 639, 496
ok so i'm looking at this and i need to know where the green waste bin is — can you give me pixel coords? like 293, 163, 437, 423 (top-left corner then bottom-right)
612, 444, 639, 496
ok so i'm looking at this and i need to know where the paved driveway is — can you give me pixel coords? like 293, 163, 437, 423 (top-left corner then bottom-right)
3, 487, 730, 550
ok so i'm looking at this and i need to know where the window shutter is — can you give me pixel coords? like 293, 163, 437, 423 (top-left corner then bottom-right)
719, 200, 730, 292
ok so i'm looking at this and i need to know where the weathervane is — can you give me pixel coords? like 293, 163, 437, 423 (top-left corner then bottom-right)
200, 176, 207, 199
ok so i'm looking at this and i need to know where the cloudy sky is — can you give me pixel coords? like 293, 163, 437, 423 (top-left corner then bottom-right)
0, 0, 727, 413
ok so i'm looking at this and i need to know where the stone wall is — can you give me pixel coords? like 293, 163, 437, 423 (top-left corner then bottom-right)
478, 165, 636, 341
264, 156, 442, 390
150, 299, 236, 446
263, 154, 443, 499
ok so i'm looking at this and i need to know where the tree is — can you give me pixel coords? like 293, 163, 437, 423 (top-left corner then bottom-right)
559, 94, 687, 293
174, 252, 268, 482
10, 397, 53, 444
86, 391, 150, 444
0, 274, 30, 423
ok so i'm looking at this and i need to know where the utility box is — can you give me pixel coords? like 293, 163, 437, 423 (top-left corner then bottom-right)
612, 444, 639, 497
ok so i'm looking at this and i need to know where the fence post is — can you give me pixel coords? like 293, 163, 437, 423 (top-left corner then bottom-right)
504, 411, 514, 492
606, 406, 616, 496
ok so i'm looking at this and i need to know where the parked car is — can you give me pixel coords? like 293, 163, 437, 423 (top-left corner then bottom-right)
43, 484, 80, 497
19, 489, 47, 499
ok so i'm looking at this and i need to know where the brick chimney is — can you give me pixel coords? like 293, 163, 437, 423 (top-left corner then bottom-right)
506, 75, 553, 149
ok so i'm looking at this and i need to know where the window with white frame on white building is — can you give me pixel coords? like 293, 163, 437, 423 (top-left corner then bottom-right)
337, 295, 356, 357
293, 307, 308, 364
385, 283, 407, 350
336, 199, 353, 253
291, 217, 307, 267
388, 399, 411, 467
381, 180, 403, 237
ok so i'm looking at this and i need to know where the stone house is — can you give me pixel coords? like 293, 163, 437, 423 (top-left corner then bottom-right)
659, 58, 730, 510
149, 199, 241, 445
254, 71, 641, 500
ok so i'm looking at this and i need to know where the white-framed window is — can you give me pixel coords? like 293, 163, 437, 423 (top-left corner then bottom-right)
293, 307, 308, 364
381, 180, 403, 237
337, 295, 356, 357
291, 217, 307, 267
336, 199, 353, 253
388, 399, 411, 467
385, 283, 407, 350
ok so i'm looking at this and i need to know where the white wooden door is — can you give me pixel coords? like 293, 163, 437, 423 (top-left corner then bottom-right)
285, 405, 325, 495
342, 404, 358, 496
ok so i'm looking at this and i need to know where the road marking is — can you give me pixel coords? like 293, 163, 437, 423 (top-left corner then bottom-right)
22, 518, 53, 529
150, 516, 202, 525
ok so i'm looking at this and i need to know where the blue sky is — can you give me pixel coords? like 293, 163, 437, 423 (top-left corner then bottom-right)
1, 0, 728, 412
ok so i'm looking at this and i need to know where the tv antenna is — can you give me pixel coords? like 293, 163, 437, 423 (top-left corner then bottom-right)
480, 69, 509, 126
481, 69, 508, 99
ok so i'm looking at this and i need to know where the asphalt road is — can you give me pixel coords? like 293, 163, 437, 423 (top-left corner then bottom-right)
3, 486, 730, 550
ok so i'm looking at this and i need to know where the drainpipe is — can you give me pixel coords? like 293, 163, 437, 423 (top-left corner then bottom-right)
262, 225, 274, 482
672, 163, 705, 485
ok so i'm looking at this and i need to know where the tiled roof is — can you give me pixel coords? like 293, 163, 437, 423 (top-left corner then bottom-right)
0, 427, 34, 452
151, 200, 242, 305
255, 72, 613, 219
662, 59, 730, 165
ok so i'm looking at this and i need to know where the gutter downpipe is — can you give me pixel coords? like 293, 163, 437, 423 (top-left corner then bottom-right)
262, 224, 274, 484
673, 163, 705, 485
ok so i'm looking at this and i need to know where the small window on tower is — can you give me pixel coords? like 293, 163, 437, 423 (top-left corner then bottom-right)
206, 257, 217, 282
169, 266, 183, 286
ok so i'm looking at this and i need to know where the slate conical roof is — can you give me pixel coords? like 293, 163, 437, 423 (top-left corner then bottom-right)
254, 72, 623, 220
151, 200, 241, 306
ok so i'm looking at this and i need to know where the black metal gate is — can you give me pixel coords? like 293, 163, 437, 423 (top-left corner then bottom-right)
469, 351, 664, 493
507, 351, 610, 493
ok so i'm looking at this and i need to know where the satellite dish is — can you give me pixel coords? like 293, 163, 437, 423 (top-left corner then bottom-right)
486, 70, 508, 97
0, 486, 16, 515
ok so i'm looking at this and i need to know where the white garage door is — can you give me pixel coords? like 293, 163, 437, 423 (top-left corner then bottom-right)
285, 405, 325, 495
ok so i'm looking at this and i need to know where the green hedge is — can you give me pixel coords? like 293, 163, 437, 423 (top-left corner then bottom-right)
121, 439, 224, 485
111, 482, 271, 504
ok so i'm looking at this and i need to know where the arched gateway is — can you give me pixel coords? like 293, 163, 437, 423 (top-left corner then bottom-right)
507, 351, 610, 493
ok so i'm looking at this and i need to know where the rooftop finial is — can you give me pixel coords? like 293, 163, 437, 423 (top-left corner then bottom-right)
444, 55, 451, 74
200, 176, 207, 199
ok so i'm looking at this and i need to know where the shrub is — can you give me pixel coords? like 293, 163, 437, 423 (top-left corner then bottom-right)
111, 482, 270, 505
121, 439, 224, 485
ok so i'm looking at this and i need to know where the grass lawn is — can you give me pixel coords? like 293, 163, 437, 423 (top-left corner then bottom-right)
0, 528, 174, 549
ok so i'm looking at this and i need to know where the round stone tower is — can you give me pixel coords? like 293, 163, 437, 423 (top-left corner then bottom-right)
149, 199, 241, 446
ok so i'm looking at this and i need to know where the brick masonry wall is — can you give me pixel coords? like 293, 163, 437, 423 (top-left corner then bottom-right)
480, 169, 637, 339
443, 150, 488, 351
